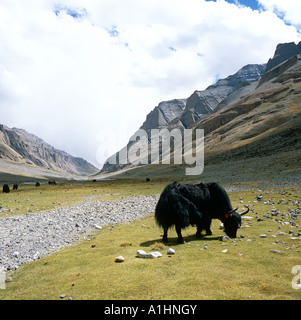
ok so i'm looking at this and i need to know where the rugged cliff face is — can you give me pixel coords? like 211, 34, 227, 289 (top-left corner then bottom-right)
0, 125, 98, 176
140, 99, 187, 133
265, 41, 301, 73
99, 63, 266, 174
139, 63, 266, 133
98, 42, 301, 178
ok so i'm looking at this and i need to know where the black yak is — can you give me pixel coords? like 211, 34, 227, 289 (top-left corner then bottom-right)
13, 184, 18, 190
155, 181, 249, 243
2, 184, 10, 193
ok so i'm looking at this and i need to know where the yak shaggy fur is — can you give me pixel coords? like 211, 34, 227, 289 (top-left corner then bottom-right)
155, 181, 245, 243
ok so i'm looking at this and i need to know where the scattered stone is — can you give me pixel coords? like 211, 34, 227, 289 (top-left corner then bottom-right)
270, 249, 281, 254
256, 195, 263, 201
60, 294, 66, 299
167, 248, 175, 255
275, 231, 287, 236
115, 256, 125, 263
0, 195, 159, 270
221, 249, 228, 253
136, 250, 162, 259
259, 234, 267, 238
242, 216, 253, 220
219, 236, 229, 241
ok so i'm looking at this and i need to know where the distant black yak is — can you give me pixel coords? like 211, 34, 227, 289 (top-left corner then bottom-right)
155, 181, 249, 243
3, 184, 10, 193
35, 182, 40, 187
48, 180, 57, 185
13, 184, 18, 190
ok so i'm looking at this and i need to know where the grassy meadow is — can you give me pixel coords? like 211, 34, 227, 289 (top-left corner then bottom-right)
0, 178, 301, 300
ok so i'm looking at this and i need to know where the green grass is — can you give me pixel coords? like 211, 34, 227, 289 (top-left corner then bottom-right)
0, 179, 168, 217
0, 179, 301, 300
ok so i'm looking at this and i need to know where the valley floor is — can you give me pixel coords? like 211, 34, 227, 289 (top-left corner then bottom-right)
0, 178, 300, 300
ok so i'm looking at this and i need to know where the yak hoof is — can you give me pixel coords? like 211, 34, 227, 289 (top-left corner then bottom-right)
196, 233, 202, 238
177, 239, 186, 244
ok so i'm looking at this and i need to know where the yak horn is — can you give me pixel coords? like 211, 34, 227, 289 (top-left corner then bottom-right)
239, 207, 250, 216
228, 206, 239, 215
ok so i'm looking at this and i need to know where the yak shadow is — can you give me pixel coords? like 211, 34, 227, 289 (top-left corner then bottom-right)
140, 234, 221, 248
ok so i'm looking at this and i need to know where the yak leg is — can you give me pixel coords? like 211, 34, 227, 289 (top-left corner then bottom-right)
196, 220, 212, 238
175, 225, 185, 244
163, 227, 168, 243
205, 227, 212, 236
205, 219, 212, 235
196, 224, 203, 238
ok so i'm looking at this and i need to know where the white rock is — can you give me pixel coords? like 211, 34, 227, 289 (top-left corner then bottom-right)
136, 250, 162, 259
149, 251, 162, 258
221, 249, 228, 253
12, 251, 20, 258
115, 256, 125, 262
219, 236, 229, 241
167, 248, 175, 255
242, 216, 253, 220
136, 250, 147, 258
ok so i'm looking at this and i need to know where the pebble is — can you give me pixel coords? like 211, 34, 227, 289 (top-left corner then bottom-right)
136, 250, 162, 259
219, 236, 229, 241
167, 248, 175, 255
0, 195, 159, 270
115, 256, 125, 263
270, 249, 281, 254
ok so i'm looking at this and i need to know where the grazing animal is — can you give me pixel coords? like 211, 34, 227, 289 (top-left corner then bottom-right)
3, 184, 10, 193
48, 180, 57, 185
35, 182, 40, 187
13, 184, 18, 190
155, 181, 249, 243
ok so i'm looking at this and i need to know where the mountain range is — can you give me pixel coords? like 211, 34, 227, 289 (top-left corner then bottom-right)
1, 41, 300, 183
98, 41, 301, 181
0, 125, 98, 182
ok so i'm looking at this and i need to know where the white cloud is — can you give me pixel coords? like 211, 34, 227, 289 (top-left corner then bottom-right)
258, 0, 301, 27
0, 0, 301, 168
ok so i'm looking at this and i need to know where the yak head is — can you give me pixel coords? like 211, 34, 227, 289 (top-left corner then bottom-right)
223, 206, 249, 238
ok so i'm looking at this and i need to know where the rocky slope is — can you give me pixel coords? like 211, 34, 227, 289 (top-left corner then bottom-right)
100, 63, 266, 174
98, 42, 301, 179
0, 125, 98, 179
141, 63, 266, 133
265, 41, 301, 72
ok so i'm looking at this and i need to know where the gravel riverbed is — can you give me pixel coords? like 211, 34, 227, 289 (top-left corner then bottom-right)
0, 195, 159, 270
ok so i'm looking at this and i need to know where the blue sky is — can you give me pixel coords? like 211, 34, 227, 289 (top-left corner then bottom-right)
0, 0, 301, 167
210, 0, 260, 10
